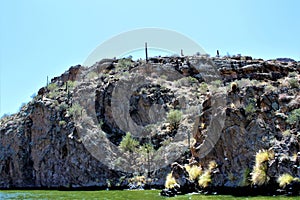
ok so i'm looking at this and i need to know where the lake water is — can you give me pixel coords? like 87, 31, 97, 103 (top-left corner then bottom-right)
0, 190, 298, 200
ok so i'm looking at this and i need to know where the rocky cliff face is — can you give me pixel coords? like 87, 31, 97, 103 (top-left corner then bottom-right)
0, 55, 299, 192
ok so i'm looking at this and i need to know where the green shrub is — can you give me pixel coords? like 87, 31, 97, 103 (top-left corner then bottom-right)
167, 109, 183, 129
282, 129, 291, 137
199, 82, 208, 94
211, 80, 222, 87
119, 132, 139, 153
68, 103, 83, 117
65, 80, 76, 90
286, 108, 300, 125
117, 58, 132, 69
47, 83, 58, 92
59, 120, 67, 126
245, 99, 256, 117
139, 143, 154, 155
240, 168, 251, 187
288, 72, 297, 78
59, 102, 69, 111
48, 91, 60, 99
288, 78, 299, 88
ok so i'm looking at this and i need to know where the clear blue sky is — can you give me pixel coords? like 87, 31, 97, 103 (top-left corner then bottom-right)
1, 0, 299, 116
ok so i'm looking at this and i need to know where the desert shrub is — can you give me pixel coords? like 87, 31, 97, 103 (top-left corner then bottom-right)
68, 103, 83, 117
167, 109, 182, 129
255, 150, 270, 165
165, 173, 177, 189
139, 143, 154, 155
48, 91, 60, 99
208, 160, 218, 171
211, 80, 222, 87
59, 120, 67, 126
185, 165, 202, 181
47, 83, 58, 92
160, 75, 167, 80
251, 150, 274, 186
59, 102, 69, 111
282, 129, 291, 137
236, 78, 259, 88
251, 166, 269, 186
129, 175, 146, 187
87, 71, 98, 80
188, 77, 198, 84
288, 78, 299, 88
65, 80, 76, 90
245, 99, 257, 118
264, 84, 277, 93
197, 160, 217, 188
174, 76, 198, 87
288, 72, 297, 78
199, 82, 208, 94
277, 173, 299, 188
286, 108, 300, 125
240, 168, 251, 186
119, 132, 139, 153
117, 58, 132, 69
198, 171, 211, 188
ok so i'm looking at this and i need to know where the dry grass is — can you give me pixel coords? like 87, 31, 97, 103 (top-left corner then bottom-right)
251, 165, 269, 186
165, 173, 177, 189
185, 164, 202, 181
208, 160, 218, 171
198, 171, 212, 188
255, 150, 274, 165
251, 150, 274, 186
277, 174, 294, 188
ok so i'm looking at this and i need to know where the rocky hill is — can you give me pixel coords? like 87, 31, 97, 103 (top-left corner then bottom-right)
0, 55, 299, 195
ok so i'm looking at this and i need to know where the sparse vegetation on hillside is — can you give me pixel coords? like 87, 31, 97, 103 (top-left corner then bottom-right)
286, 108, 300, 126
117, 58, 132, 69
68, 103, 83, 117
167, 109, 182, 129
288, 78, 299, 88
47, 83, 58, 92
119, 132, 139, 153
245, 99, 257, 119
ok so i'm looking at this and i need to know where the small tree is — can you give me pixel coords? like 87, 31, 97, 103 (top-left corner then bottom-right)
167, 109, 183, 129
119, 132, 139, 153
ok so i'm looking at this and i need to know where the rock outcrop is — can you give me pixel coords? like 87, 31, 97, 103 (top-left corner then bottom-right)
0, 55, 299, 195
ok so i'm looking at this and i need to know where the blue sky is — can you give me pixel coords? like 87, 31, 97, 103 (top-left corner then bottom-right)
0, 0, 299, 116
